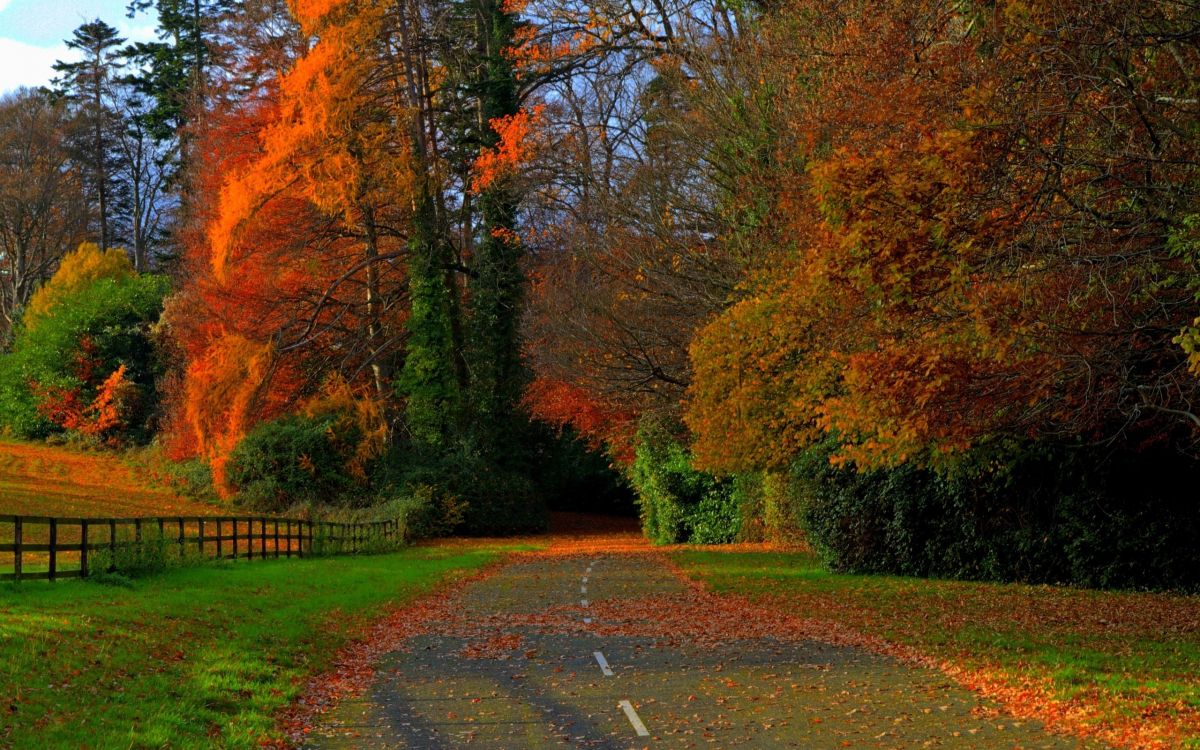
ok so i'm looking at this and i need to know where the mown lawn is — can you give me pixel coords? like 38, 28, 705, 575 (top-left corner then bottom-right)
672, 549, 1200, 749
0, 546, 512, 749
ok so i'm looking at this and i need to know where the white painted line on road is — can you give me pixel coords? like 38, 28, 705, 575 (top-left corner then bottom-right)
583, 617, 592, 624
582, 576, 588, 583
619, 700, 650, 737
581, 584, 588, 594
593, 651, 614, 676
580, 598, 589, 607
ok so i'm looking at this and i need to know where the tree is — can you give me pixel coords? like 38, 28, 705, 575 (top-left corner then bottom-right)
685, 0, 1200, 471
53, 20, 127, 253
0, 90, 89, 340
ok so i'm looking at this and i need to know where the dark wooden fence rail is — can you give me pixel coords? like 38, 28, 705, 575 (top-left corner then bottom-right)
0, 514, 401, 582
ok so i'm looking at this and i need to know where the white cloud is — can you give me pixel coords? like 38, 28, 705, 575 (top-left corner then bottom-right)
0, 37, 69, 95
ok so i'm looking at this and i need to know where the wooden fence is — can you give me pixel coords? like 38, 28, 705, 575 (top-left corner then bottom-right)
0, 514, 402, 582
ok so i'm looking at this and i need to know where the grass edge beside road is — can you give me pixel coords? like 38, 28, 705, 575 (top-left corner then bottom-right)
0, 543, 524, 749
670, 549, 1200, 750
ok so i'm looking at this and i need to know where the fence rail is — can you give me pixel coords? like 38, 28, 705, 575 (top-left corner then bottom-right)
0, 514, 401, 582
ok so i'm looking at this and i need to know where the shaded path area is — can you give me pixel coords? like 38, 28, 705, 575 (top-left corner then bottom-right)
303, 518, 1097, 748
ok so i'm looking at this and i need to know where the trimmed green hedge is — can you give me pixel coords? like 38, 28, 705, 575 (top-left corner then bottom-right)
630, 419, 740, 544
795, 439, 1200, 590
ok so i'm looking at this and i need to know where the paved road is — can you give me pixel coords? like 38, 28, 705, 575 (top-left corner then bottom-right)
305, 541, 1097, 749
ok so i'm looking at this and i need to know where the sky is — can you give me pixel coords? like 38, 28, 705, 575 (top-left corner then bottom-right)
0, 0, 157, 95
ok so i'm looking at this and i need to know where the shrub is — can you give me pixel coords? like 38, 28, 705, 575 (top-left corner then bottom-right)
226, 414, 363, 511
629, 419, 739, 545
796, 438, 1200, 590
395, 484, 468, 540
0, 264, 169, 443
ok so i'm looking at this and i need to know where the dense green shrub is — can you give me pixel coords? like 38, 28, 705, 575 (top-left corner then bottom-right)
0, 273, 169, 441
226, 414, 364, 511
796, 438, 1200, 590
629, 420, 739, 544
394, 484, 468, 540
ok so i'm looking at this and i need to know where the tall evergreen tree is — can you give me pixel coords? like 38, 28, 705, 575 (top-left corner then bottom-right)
52, 20, 126, 252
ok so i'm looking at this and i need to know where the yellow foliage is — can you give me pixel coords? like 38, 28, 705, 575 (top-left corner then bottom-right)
25, 243, 135, 330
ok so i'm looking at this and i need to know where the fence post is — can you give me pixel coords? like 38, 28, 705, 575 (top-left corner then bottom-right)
232, 518, 239, 561
108, 519, 116, 572
13, 517, 21, 582
274, 519, 280, 558
216, 519, 223, 559
198, 518, 205, 559
177, 518, 185, 559
260, 518, 266, 560
48, 518, 57, 582
80, 519, 89, 578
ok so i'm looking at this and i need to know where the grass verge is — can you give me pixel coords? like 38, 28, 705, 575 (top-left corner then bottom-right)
0, 544, 514, 749
671, 549, 1200, 750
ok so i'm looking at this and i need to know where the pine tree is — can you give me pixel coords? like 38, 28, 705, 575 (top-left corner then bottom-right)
52, 20, 126, 252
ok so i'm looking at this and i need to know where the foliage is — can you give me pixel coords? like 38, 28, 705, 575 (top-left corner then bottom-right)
629, 419, 738, 545
225, 412, 369, 512
794, 439, 1200, 591
0, 253, 168, 443
88, 523, 206, 578
23, 242, 135, 329
393, 484, 469, 540
687, 0, 1200, 471
0, 90, 89, 341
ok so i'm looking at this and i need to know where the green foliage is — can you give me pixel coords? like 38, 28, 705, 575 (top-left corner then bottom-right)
630, 419, 739, 545
0, 273, 169, 440
397, 193, 463, 449
88, 523, 205, 578
796, 438, 1200, 590
393, 484, 469, 540
226, 413, 366, 512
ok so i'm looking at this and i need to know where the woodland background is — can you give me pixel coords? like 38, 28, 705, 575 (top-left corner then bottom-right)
1, 0, 1199, 589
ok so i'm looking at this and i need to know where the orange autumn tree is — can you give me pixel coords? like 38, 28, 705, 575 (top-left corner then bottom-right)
166, 0, 415, 494
687, 0, 1200, 472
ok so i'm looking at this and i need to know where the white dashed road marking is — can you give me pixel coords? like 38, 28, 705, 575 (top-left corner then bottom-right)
593, 651, 614, 676
619, 700, 650, 737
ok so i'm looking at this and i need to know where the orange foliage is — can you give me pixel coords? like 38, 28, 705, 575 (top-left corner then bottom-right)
180, 334, 280, 495
472, 105, 544, 192
688, 0, 1200, 470
524, 377, 636, 462
166, 0, 415, 490
301, 374, 388, 479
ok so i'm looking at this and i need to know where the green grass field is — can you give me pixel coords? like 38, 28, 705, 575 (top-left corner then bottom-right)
672, 549, 1200, 749
0, 546, 509, 749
